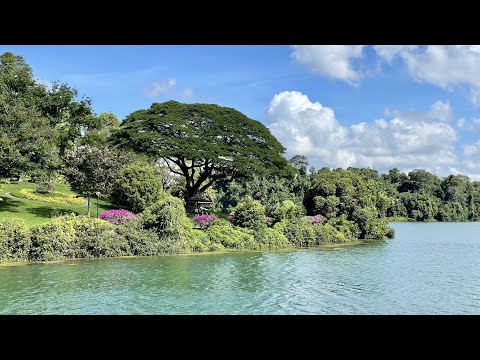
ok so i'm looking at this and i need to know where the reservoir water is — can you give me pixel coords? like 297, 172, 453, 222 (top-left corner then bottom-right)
1, 222, 479, 314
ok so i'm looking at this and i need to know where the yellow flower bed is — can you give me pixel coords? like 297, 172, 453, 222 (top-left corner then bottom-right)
18, 188, 84, 205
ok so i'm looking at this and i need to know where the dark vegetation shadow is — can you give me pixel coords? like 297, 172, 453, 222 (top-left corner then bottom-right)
0, 198, 22, 213
26, 207, 80, 219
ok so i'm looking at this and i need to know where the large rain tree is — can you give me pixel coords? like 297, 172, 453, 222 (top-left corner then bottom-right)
112, 101, 288, 199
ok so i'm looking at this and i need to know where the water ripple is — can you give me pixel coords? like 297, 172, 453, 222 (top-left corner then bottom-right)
1, 222, 480, 314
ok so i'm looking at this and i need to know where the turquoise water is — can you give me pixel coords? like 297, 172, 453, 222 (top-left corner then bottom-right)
1, 222, 480, 314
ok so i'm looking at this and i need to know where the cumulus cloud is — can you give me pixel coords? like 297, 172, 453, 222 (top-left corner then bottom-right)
292, 45, 480, 105
464, 140, 480, 156
373, 45, 419, 62
374, 45, 480, 105
267, 91, 458, 175
142, 79, 194, 99
457, 118, 465, 128
291, 45, 365, 84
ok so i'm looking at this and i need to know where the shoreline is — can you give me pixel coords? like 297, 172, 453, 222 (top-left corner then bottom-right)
0, 239, 373, 267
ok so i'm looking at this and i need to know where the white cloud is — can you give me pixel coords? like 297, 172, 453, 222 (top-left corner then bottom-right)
373, 45, 419, 62
291, 45, 365, 84
457, 118, 465, 128
143, 78, 177, 98
430, 100, 452, 122
471, 118, 480, 133
374, 45, 480, 105
142, 78, 195, 99
457, 160, 480, 181
464, 140, 480, 156
470, 89, 480, 106
267, 91, 458, 175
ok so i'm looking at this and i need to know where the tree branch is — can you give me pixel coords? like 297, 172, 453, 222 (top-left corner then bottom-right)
162, 157, 184, 176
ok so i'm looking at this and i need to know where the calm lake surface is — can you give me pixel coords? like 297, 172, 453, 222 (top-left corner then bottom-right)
1, 222, 480, 314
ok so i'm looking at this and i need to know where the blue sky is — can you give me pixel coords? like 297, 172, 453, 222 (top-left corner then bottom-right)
1, 45, 480, 179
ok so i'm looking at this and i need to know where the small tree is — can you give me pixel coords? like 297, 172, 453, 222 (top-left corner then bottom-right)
272, 200, 303, 223
231, 196, 266, 231
111, 163, 163, 212
64, 145, 122, 216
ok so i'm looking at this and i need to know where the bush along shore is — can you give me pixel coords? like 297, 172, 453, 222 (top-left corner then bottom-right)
0, 195, 394, 264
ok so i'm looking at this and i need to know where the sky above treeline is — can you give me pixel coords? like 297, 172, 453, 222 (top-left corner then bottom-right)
1, 45, 480, 180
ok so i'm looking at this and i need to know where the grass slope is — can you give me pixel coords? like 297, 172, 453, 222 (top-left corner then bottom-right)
0, 183, 118, 227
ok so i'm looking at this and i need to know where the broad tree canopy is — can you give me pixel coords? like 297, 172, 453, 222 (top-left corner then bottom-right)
113, 101, 288, 199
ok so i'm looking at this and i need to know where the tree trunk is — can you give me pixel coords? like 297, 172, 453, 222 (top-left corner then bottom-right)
87, 196, 91, 217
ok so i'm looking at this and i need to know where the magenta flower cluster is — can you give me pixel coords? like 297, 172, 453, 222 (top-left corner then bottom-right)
99, 209, 137, 225
193, 215, 218, 229
227, 216, 234, 222
311, 215, 323, 225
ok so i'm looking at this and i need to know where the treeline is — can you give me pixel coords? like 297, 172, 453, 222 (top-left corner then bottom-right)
215, 166, 480, 225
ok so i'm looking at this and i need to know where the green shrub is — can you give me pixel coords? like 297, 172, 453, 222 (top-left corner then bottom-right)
188, 229, 212, 252
206, 224, 257, 250
29, 215, 131, 261
231, 196, 266, 231
0, 219, 31, 262
254, 227, 289, 249
351, 206, 393, 239
114, 221, 164, 256
385, 226, 395, 239
281, 218, 316, 247
313, 223, 348, 244
140, 195, 191, 241
274, 218, 351, 246
111, 163, 163, 213
36, 181, 56, 194
326, 214, 360, 241
272, 200, 303, 223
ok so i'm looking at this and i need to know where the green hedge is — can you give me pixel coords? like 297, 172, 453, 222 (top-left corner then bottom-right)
29, 215, 131, 261
0, 219, 31, 262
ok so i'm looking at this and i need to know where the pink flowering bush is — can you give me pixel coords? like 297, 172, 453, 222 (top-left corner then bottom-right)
308, 215, 325, 225
99, 209, 137, 225
227, 216, 234, 222
193, 215, 218, 229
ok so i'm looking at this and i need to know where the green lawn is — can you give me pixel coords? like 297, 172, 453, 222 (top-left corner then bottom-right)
0, 182, 119, 227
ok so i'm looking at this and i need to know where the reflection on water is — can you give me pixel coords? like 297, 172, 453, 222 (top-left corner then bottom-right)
1, 222, 480, 314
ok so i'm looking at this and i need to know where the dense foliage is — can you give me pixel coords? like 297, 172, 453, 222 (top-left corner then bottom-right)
231, 197, 267, 231
140, 195, 192, 241
214, 174, 305, 215
29, 215, 131, 261
0, 219, 30, 262
0, 52, 94, 181
112, 101, 289, 199
111, 162, 163, 212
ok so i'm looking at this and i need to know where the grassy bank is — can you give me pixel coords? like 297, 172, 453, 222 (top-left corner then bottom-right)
0, 183, 118, 227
